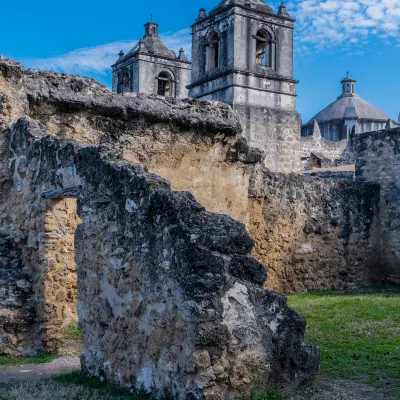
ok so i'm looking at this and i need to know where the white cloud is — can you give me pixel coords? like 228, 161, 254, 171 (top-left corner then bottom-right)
24, 29, 192, 76
290, 0, 400, 53
23, 0, 400, 75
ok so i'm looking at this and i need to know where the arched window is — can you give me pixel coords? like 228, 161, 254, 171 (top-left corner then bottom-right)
151, 26, 156, 35
255, 29, 270, 68
157, 71, 175, 98
206, 32, 219, 71
122, 72, 130, 93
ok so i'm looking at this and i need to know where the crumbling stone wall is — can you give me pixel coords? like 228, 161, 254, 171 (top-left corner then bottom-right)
356, 128, 400, 284
248, 170, 380, 293
0, 56, 387, 355
5, 117, 82, 353
11, 116, 319, 399
44, 198, 81, 328
300, 121, 353, 169
1, 56, 384, 292
0, 232, 35, 355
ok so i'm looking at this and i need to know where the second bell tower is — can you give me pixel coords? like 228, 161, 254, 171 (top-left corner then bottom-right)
188, 1, 301, 172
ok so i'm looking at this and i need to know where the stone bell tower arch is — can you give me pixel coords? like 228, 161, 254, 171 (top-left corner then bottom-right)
188, 1, 301, 172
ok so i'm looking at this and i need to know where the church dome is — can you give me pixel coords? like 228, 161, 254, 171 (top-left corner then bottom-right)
301, 76, 399, 142
304, 77, 390, 125
210, 0, 274, 16
306, 95, 390, 125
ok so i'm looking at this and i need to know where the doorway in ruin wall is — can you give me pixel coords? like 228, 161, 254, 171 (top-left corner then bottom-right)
42, 197, 81, 353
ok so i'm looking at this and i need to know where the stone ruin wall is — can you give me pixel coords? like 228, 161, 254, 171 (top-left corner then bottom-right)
10, 116, 319, 398
356, 128, 400, 284
300, 122, 352, 169
0, 56, 385, 356
248, 171, 380, 292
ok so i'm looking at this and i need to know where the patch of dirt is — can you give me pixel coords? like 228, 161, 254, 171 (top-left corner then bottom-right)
57, 339, 82, 357
0, 356, 80, 383
290, 376, 397, 400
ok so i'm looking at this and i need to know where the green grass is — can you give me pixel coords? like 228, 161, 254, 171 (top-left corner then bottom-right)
52, 371, 139, 398
0, 371, 147, 400
288, 285, 400, 389
61, 321, 83, 342
0, 354, 56, 368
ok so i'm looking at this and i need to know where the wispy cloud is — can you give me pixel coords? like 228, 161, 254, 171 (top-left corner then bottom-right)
24, 29, 192, 76
24, 0, 400, 75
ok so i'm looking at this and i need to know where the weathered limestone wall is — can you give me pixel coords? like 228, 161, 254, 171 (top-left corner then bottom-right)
0, 56, 387, 356
248, 170, 380, 293
356, 128, 400, 284
44, 198, 81, 328
12, 117, 319, 399
300, 122, 351, 169
5, 117, 82, 353
235, 104, 301, 173
0, 232, 35, 355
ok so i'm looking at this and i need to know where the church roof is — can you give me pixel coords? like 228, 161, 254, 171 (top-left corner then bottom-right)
209, 0, 274, 16
121, 21, 177, 62
304, 78, 391, 126
126, 37, 176, 60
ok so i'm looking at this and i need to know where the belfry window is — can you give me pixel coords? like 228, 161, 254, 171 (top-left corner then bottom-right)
157, 71, 175, 98
123, 72, 130, 93
206, 32, 219, 71
255, 29, 270, 68
118, 71, 130, 94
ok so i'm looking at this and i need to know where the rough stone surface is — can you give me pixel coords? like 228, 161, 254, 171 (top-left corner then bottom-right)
0, 232, 35, 355
0, 56, 393, 357
247, 170, 380, 293
303, 170, 355, 181
356, 128, 400, 284
9, 117, 319, 399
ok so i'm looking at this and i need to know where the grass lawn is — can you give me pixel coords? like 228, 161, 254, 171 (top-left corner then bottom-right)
288, 285, 400, 390
0, 286, 398, 399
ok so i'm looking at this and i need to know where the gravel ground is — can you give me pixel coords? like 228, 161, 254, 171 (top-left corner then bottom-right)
0, 356, 80, 383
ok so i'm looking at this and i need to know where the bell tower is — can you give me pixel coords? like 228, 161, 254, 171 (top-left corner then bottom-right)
188, 1, 301, 172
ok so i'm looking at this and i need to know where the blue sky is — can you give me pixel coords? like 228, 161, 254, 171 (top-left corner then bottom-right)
1, 0, 399, 123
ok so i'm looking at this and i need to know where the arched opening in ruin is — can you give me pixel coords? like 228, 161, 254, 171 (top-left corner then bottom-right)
43, 197, 82, 354
157, 71, 175, 97
206, 32, 219, 70
255, 29, 271, 68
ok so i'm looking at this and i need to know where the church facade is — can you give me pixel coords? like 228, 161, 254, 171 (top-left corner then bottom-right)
112, 0, 301, 173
